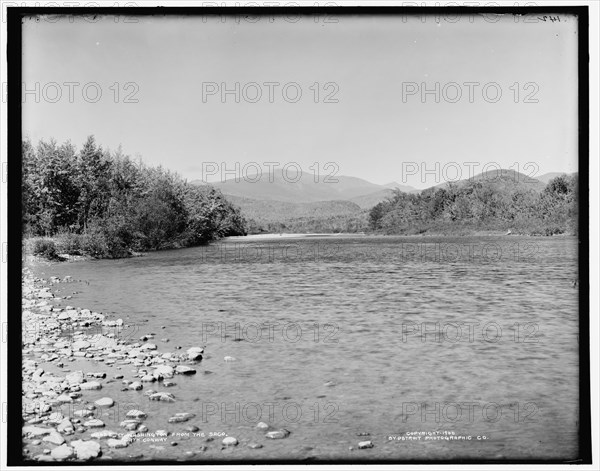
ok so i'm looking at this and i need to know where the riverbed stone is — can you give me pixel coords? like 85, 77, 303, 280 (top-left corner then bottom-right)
83, 418, 105, 428
107, 438, 128, 448
80, 381, 102, 390
127, 381, 144, 391
90, 430, 118, 439
50, 444, 74, 460
222, 436, 238, 446
187, 347, 204, 361
57, 419, 74, 434
153, 365, 174, 378
265, 429, 291, 439
71, 439, 101, 459
149, 392, 175, 402
94, 397, 114, 408
72, 340, 90, 351
43, 431, 66, 445
65, 371, 84, 384
175, 365, 196, 375
125, 409, 147, 419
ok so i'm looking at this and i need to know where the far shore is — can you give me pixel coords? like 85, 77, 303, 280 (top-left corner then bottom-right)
23, 230, 576, 263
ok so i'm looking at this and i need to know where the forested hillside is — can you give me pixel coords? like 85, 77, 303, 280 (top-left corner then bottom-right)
22, 136, 247, 258
369, 171, 578, 236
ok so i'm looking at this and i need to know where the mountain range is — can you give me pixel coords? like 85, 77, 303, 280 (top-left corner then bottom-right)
190, 170, 573, 229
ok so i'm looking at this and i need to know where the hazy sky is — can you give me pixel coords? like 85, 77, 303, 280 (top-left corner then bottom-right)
22, 12, 579, 189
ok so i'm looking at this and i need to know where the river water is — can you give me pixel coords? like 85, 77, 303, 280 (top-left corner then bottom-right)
30, 235, 580, 461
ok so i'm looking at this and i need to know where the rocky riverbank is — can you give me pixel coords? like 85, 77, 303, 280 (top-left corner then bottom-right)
20, 267, 293, 462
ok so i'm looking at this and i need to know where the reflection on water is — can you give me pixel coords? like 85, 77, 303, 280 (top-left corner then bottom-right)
35, 235, 580, 461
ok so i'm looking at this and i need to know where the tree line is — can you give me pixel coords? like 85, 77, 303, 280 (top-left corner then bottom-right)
23, 136, 247, 258
369, 173, 578, 236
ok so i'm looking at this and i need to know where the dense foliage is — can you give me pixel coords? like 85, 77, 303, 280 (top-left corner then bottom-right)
23, 136, 247, 258
246, 213, 369, 234
369, 173, 579, 236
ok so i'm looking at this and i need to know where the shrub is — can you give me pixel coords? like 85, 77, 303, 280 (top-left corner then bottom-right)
80, 223, 130, 259
54, 232, 83, 255
31, 238, 59, 260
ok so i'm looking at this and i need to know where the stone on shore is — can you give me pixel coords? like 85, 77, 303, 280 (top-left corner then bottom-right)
65, 371, 84, 384
83, 419, 105, 428
222, 436, 238, 446
80, 381, 102, 390
42, 431, 66, 445
265, 429, 291, 439
94, 397, 114, 408
57, 419, 74, 434
125, 409, 147, 419
50, 444, 74, 460
187, 347, 204, 361
71, 439, 101, 459
107, 438, 128, 448
56, 394, 73, 403
149, 392, 175, 402
153, 365, 174, 379
128, 381, 143, 390
90, 430, 118, 439
175, 365, 196, 375
72, 340, 90, 350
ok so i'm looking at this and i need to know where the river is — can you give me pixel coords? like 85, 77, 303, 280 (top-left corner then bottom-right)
28, 235, 580, 461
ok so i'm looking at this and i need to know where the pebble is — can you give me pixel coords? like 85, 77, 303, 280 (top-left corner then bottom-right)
175, 365, 196, 375
149, 392, 175, 402
94, 397, 114, 408
265, 429, 291, 439
50, 444, 74, 460
247, 442, 263, 449
224, 356, 236, 362
187, 347, 204, 361
128, 381, 143, 390
90, 430, 119, 439
80, 381, 102, 390
57, 419, 74, 434
42, 431, 65, 445
256, 421, 270, 430
107, 438, 128, 449
83, 419, 105, 428
358, 440, 374, 449
168, 416, 189, 423
71, 439, 102, 459
125, 409, 147, 419
222, 436, 238, 446
153, 365, 174, 378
